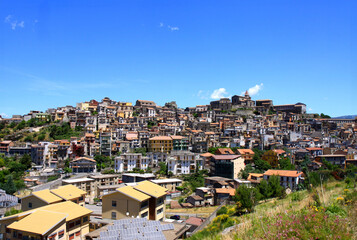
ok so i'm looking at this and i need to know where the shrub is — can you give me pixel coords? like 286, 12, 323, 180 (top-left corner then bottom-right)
291, 192, 302, 202
217, 206, 227, 215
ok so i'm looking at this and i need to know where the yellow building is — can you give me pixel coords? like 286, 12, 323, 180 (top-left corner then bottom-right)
76, 102, 90, 111
262, 150, 279, 168
148, 136, 173, 153
102, 181, 167, 221
0, 201, 91, 240
21, 185, 87, 211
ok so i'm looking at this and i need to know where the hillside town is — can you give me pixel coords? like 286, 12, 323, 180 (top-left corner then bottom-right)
0, 93, 356, 240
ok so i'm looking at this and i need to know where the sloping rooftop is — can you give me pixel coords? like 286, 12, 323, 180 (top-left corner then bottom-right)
51, 184, 86, 200
8, 210, 67, 235
116, 186, 150, 202
134, 180, 168, 198
30, 189, 63, 204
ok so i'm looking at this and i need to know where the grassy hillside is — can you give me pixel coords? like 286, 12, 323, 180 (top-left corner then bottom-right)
189, 180, 356, 240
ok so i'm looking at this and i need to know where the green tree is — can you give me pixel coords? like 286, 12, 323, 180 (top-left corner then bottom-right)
20, 154, 32, 170
258, 179, 269, 200
158, 162, 167, 175
2, 175, 17, 194
64, 167, 72, 174
24, 135, 33, 142
267, 175, 284, 198
234, 185, 261, 213
134, 148, 147, 156
239, 164, 255, 179
279, 157, 295, 170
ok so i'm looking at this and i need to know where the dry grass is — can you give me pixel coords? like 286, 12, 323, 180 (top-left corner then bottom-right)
222, 181, 348, 240
166, 206, 218, 217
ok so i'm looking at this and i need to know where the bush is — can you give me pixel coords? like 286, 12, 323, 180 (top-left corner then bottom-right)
5, 208, 22, 217
291, 192, 302, 202
217, 206, 228, 215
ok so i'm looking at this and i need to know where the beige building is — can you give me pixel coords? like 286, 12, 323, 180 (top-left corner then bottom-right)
151, 179, 182, 192
62, 174, 121, 200
102, 181, 167, 221
21, 185, 86, 211
0, 201, 91, 240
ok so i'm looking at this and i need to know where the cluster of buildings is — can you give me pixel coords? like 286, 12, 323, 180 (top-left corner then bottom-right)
1, 93, 356, 173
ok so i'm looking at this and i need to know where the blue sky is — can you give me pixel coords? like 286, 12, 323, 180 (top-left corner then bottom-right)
0, 0, 356, 117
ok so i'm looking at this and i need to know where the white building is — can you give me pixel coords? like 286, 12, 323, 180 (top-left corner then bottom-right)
263, 170, 303, 189
167, 151, 204, 175
114, 153, 151, 173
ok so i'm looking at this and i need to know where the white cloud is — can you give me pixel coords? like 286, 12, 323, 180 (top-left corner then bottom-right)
308, 108, 313, 112
159, 22, 164, 27
242, 83, 263, 96
0, 113, 9, 118
17, 21, 24, 28
210, 88, 228, 99
168, 25, 179, 31
197, 90, 210, 100
4, 15, 12, 22
4, 15, 25, 30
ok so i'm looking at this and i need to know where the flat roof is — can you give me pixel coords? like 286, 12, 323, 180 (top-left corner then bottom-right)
122, 173, 155, 178
62, 177, 94, 184
151, 179, 182, 184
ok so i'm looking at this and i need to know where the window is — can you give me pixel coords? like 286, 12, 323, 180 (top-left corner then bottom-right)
75, 219, 81, 226
141, 211, 148, 218
75, 231, 81, 236
157, 197, 164, 206
112, 200, 117, 207
79, 196, 84, 201
69, 233, 74, 240
141, 200, 148, 209
28, 202, 32, 208
157, 207, 163, 215
83, 216, 88, 223
111, 212, 116, 219
68, 222, 75, 229
58, 230, 64, 239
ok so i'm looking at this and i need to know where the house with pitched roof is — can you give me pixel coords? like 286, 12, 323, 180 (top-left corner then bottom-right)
263, 170, 304, 189
102, 181, 167, 221
21, 185, 87, 211
0, 201, 92, 240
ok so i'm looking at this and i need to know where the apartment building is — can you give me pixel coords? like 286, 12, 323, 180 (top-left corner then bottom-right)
102, 181, 167, 221
0, 201, 91, 240
114, 153, 151, 173
69, 157, 97, 173
21, 185, 87, 211
210, 155, 245, 179
148, 136, 173, 154
167, 151, 204, 175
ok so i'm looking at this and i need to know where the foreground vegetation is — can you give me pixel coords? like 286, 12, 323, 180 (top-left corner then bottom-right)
0, 154, 31, 194
190, 178, 356, 240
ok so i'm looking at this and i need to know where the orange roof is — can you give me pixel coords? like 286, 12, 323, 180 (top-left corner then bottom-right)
71, 157, 96, 163
215, 188, 236, 196
170, 135, 185, 140
237, 149, 254, 155
200, 152, 214, 158
215, 148, 234, 155
306, 148, 323, 151
273, 149, 286, 155
149, 136, 172, 141
264, 170, 303, 178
